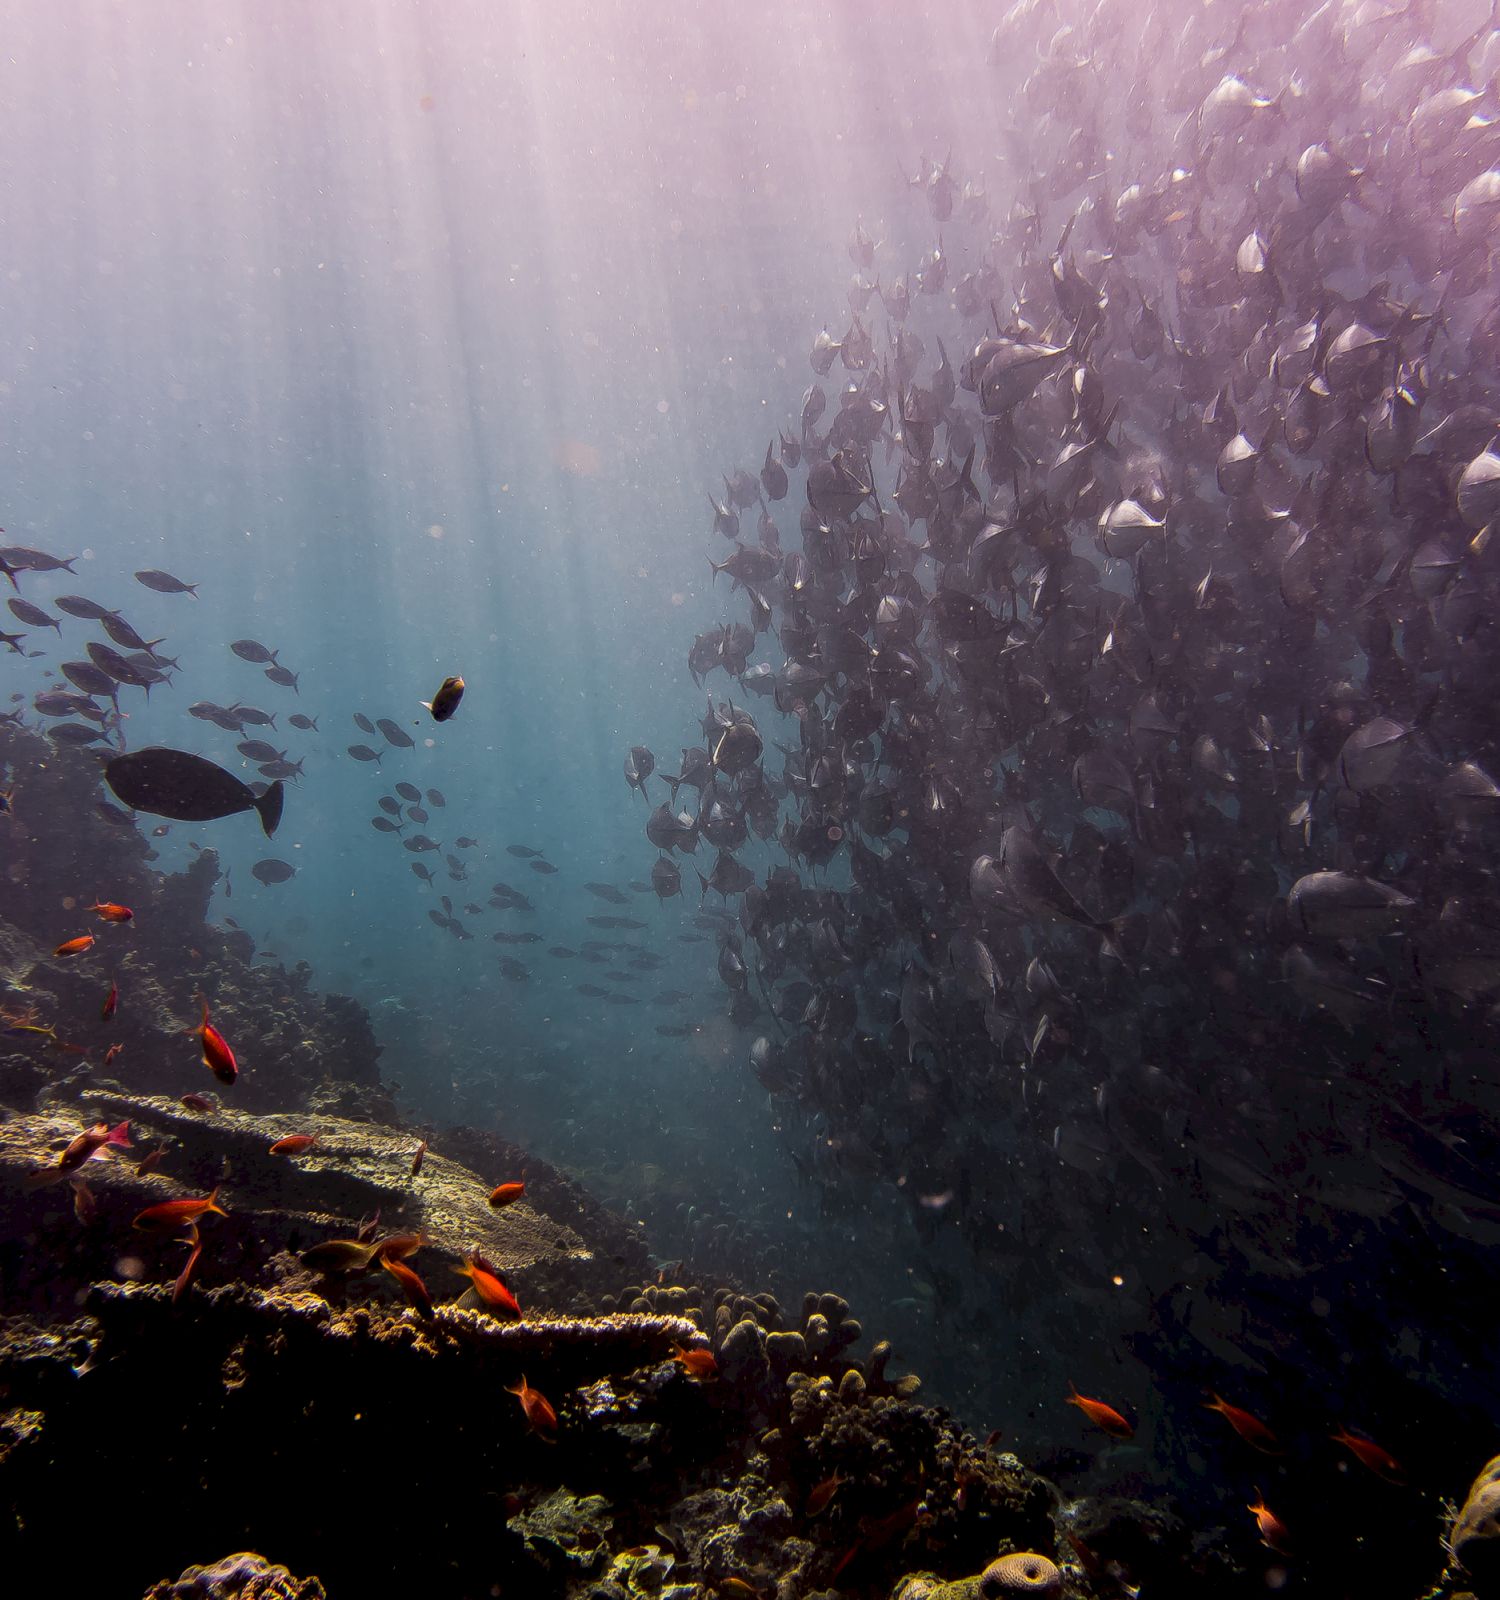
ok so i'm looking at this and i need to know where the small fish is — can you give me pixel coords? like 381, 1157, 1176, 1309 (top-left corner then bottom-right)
672, 1343, 718, 1380
90, 901, 134, 923
133, 1186, 227, 1233
806, 1470, 844, 1517
1331, 1427, 1405, 1482
489, 1181, 526, 1209
1247, 1494, 1292, 1555
136, 1141, 169, 1175
54, 935, 95, 958
454, 1252, 522, 1318
134, 568, 198, 596
411, 1139, 427, 1176
101, 982, 118, 1022
230, 638, 278, 665
288, 713, 318, 731
1204, 1393, 1282, 1454
423, 675, 465, 723
71, 1176, 99, 1226
103, 1042, 124, 1066
172, 1222, 204, 1305
507, 1374, 557, 1437
268, 1133, 320, 1155
180, 1092, 215, 1113
380, 1251, 432, 1315
194, 998, 238, 1086
1065, 1385, 1134, 1439
300, 1237, 381, 1273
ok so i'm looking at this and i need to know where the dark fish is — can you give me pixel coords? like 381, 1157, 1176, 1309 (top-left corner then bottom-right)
252, 859, 296, 886
347, 744, 384, 765
288, 713, 319, 731
354, 712, 376, 734
1, 546, 76, 573
376, 718, 416, 749
624, 745, 655, 799
9, 598, 60, 631
584, 882, 630, 904
395, 781, 421, 801
60, 660, 118, 698
455, 836, 478, 848
134, 569, 197, 596
378, 796, 403, 816
230, 639, 278, 665
105, 748, 284, 836
407, 806, 430, 824
528, 859, 558, 874
423, 675, 464, 722
371, 817, 402, 833
425, 789, 445, 808
237, 740, 283, 764
507, 844, 542, 858
264, 665, 300, 691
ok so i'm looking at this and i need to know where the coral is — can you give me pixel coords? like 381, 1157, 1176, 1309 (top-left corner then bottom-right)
141, 1552, 326, 1599
975, 1552, 1062, 1596
1450, 1455, 1500, 1596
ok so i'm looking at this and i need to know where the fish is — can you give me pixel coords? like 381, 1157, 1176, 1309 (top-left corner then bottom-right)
101, 982, 118, 1022
395, 782, 421, 801
252, 859, 296, 886
1064, 1386, 1134, 1439
1203, 1394, 1281, 1454
379, 1251, 432, 1315
425, 789, 445, 807
376, 717, 415, 749
288, 713, 318, 731
422, 675, 464, 722
194, 998, 238, 1086
671, 1344, 718, 1380
347, 744, 384, 765
805, 1471, 843, 1517
89, 901, 133, 923
134, 569, 197, 596
507, 1375, 557, 1437
180, 1093, 216, 1113
488, 1181, 525, 1209
104, 748, 284, 836
1330, 1428, 1404, 1483
53, 935, 95, 958
300, 1238, 382, 1273
411, 1139, 427, 1176
1247, 1495, 1292, 1556
132, 1186, 227, 1233
230, 638, 278, 664
454, 1252, 522, 1318
268, 1133, 319, 1155
24, 1119, 131, 1186
172, 1223, 204, 1304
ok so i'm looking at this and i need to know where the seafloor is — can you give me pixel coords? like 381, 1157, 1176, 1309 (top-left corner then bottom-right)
0, 725, 1491, 1600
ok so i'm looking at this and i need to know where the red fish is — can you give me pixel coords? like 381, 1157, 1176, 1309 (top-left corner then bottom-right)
90, 901, 133, 923
26, 1119, 131, 1186
104, 1042, 124, 1066
70, 1177, 99, 1226
136, 1141, 169, 1176
806, 1471, 843, 1517
180, 1092, 215, 1112
453, 1252, 522, 1318
489, 1180, 525, 1209
194, 998, 237, 1086
380, 1251, 432, 1315
133, 1186, 227, 1233
1331, 1427, 1405, 1483
173, 1223, 203, 1306
268, 1133, 319, 1155
672, 1343, 718, 1380
1065, 1384, 1135, 1439
1204, 1393, 1282, 1454
100, 981, 119, 1022
507, 1375, 558, 1437
373, 1231, 422, 1261
411, 1138, 427, 1176
54, 934, 94, 958
1248, 1494, 1292, 1554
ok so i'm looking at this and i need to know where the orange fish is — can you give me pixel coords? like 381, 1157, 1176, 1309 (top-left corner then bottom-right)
90, 901, 133, 923
70, 1177, 99, 1226
136, 1142, 169, 1176
104, 1042, 124, 1066
489, 1181, 525, 1209
1248, 1494, 1292, 1555
268, 1133, 319, 1155
507, 1374, 558, 1437
672, 1343, 718, 1380
173, 1223, 203, 1306
1065, 1384, 1135, 1439
1331, 1427, 1405, 1483
380, 1251, 432, 1314
180, 1092, 215, 1112
454, 1252, 522, 1318
1204, 1393, 1282, 1454
54, 935, 94, 958
133, 1186, 227, 1233
101, 982, 118, 1022
373, 1231, 422, 1261
806, 1471, 843, 1517
25, 1119, 132, 1187
194, 998, 237, 1086
411, 1138, 427, 1176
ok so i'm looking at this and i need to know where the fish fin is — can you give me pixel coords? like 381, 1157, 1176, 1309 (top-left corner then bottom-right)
254, 780, 285, 838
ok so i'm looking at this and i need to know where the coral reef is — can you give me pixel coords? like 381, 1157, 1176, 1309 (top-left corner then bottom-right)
1447, 1454, 1500, 1598
142, 1552, 326, 1599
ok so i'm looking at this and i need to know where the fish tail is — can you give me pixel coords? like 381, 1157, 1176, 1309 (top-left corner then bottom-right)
205, 1185, 227, 1218
254, 779, 285, 838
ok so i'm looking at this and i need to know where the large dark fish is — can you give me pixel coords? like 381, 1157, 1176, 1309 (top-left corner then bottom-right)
104, 748, 284, 836
134, 569, 197, 595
